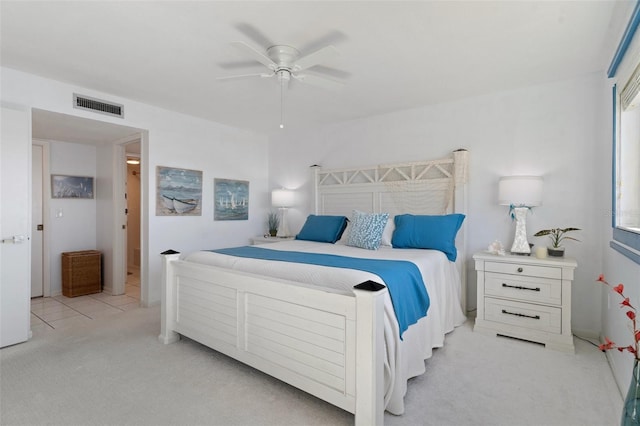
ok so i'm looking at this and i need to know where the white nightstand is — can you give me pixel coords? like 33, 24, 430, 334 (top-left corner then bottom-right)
251, 236, 295, 245
473, 251, 577, 352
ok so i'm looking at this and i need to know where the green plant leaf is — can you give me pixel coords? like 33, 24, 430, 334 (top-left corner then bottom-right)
534, 227, 581, 248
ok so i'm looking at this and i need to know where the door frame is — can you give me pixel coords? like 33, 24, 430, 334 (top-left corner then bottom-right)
112, 133, 148, 306
31, 139, 51, 297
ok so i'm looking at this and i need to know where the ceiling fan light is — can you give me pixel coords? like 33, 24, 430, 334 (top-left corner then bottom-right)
277, 70, 291, 87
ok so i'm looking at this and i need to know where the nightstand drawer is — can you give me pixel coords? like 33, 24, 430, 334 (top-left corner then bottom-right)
485, 272, 561, 305
485, 297, 561, 334
485, 261, 561, 280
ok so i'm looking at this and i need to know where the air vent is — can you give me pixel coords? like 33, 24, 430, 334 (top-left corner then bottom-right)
73, 94, 124, 118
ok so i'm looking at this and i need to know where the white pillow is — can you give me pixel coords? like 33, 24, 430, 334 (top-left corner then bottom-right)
336, 221, 351, 245
380, 216, 395, 247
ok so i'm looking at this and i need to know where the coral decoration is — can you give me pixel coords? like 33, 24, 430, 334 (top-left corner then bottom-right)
598, 275, 638, 358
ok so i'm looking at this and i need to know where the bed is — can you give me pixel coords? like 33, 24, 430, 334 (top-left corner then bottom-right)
159, 150, 469, 425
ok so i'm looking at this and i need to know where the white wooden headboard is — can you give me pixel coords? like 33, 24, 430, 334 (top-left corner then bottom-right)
311, 149, 469, 313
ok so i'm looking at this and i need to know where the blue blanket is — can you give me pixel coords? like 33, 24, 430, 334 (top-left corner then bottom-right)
211, 246, 430, 339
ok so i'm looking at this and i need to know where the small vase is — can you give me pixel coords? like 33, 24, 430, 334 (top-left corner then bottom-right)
622, 359, 640, 426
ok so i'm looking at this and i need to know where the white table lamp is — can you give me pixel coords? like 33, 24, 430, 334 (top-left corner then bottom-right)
271, 188, 294, 237
498, 176, 543, 254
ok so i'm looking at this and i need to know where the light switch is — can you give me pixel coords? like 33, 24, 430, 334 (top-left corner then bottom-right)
56, 208, 63, 218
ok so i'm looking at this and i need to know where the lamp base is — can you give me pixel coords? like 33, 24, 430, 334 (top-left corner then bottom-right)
510, 207, 531, 255
276, 207, 290, 238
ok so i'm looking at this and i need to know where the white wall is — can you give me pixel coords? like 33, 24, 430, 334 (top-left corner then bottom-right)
95, 143, 122, 296
1, 67, 269, 305
48, 141, 98, 295
269, 72, 605, 335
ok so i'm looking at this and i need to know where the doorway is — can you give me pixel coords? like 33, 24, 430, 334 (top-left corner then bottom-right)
30, 109, 147, 304
125, 142, 141, 300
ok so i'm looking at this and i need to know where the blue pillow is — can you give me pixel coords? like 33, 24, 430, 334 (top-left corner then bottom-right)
347, 210, 390, 250
391, 214, 465, 261
296, 215, 348, 243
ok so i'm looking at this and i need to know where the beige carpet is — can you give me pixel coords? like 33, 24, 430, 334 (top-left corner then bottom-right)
0, 305, 621, 425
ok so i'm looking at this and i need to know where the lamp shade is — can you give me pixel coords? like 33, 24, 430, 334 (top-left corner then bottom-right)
498, 176, 543, 207
272, 189, 294, 207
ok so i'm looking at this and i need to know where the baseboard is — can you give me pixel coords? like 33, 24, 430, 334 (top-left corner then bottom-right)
572, 328, 599, 342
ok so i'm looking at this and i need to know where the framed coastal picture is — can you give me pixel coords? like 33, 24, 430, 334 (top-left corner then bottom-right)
156, 166, 202, 216
51, 175, 94, 199
214, 178, 249, 221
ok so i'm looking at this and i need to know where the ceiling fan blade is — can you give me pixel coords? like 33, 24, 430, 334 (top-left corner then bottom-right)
217, 73, 273, 81
293, 73, 344, 91
217, 60, 266, 70
235, 23, 274, 49
307, 65, 351, 80
298, 31, 347, 55
231, 41, 276, 70
293, 45, 340, 72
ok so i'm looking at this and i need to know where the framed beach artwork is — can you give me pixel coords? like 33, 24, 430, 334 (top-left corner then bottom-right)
156, 166, 202, 216
51, 175, 94, 199
214, 178, 249, 221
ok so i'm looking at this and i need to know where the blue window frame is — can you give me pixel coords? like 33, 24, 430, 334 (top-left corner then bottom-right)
610, 1, 640, 265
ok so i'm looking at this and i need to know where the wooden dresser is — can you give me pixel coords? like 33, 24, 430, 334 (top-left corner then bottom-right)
473, 251, 577, 352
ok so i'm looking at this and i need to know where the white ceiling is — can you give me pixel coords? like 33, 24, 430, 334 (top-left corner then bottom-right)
0, 1, 628, 140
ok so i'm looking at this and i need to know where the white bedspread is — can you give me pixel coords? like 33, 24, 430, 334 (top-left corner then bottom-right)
184, 240, 466, 415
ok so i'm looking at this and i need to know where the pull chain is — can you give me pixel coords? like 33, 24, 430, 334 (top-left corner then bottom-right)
280, 78, 285, 129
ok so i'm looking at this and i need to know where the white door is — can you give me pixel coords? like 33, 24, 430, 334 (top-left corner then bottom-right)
31, 144, 43, 298
1, 105, 31, 347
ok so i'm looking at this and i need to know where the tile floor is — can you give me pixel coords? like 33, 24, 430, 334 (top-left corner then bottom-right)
30, 268, 141, 336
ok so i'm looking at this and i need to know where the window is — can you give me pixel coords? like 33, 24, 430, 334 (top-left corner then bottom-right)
618, 76, 640, 233
610, 3, 640, 264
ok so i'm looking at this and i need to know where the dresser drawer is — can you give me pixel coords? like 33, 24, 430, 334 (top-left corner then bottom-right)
484, 261, 561, 280
484, 297, 561, 334
485, 272, 561, 305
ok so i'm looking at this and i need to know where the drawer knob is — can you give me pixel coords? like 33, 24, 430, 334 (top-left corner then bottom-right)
517, 267, 523, 273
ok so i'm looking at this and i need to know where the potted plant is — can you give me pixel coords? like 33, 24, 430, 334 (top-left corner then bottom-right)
533, 227, 580, 257
267, 211, 280, 237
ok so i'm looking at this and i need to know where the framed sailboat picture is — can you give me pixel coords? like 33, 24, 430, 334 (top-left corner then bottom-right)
156, 166, 202, 216
214, 178, 249, 221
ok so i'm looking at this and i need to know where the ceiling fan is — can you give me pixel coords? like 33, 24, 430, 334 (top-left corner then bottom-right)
218, 25, 348, 128
218, 41, 345, 91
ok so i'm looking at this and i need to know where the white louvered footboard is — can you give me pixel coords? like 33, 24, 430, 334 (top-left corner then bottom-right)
159, 253, 386, 425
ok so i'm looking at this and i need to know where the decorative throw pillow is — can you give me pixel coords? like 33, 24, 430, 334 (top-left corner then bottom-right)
347, 210, 390, 250
391, 214, 465, 261
295, 215, 348, 243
